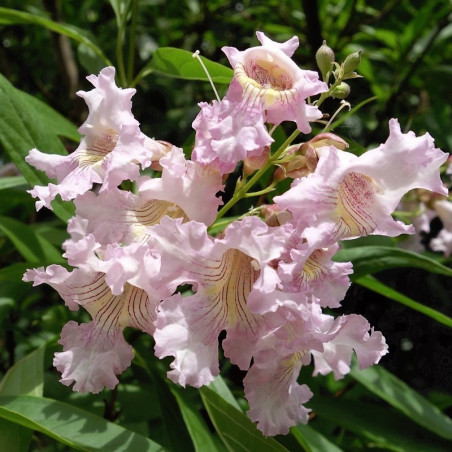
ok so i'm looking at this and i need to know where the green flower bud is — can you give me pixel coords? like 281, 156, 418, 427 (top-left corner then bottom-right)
331, 82, 350, 99
315, 40, 335, 79
342, 50, 361, 75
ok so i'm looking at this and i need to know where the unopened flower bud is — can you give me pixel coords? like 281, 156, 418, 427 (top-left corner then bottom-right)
261, 204, 293, 227
315, 40, 335, 79
309, 132, 349, 151
331, 82, 350, 99
146, 139, 174, 171
342, 50, 361, 75
243, 147, 270, 176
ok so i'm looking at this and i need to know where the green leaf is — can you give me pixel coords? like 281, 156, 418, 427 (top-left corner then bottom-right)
334, 246, 452, 280
356, 275, 452, 328
0, 72, 75, 222
15, 90, 80, 142
0, 395, 167, 452
0, 347, 45, 452
142, 47, 233, 84
0, 419, 32, 452
350, 364, 452, 441
0, 262, 36, 283
291, 424, 344, 452
207, 375, 242, 410
150, 372, 195, 452
170, 385, 225, 452
0, 215, 64, 264
0, 346, 44, 397
0, 7, 110, 67
200, 386, 288, 452
309, 395, 452, 452
0, 176, 28, 191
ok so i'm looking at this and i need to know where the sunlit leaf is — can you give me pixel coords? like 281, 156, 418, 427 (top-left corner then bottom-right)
140, 47, 233, 84
14, 90, 79, 143
0, 346, 44, 397
0, 347, 45, 452
0, 395, 167, 452
0, 73, 75, 222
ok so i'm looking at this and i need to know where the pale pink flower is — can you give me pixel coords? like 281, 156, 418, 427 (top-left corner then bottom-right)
26, 67, 161, 210
152, 216, 287, 387
277, 229, 353, 308
23, 237, 166, 393
69, 146, 223, 245
243, 303, 387, 435
192, 95, 273, 174
312, 314, 388, 379
244, 351, 313, 436
222, 31, 327, 132
275, 119, 448, 242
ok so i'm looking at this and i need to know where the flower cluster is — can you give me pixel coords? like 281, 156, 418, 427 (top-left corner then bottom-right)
23, 33, 448, 436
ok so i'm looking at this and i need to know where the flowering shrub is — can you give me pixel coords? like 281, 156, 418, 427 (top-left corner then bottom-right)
1, 3, 452, 451
20, 31, 448, 436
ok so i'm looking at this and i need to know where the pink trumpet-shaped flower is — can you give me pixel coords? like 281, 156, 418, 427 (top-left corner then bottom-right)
26, 67, 162, 210
222, 31, 327, 132
275, 119, 448, 242
23, 237, 166, 393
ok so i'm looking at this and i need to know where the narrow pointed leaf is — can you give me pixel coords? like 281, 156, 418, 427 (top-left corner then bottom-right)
170, 385, 224, 452
356, 275, 452, 328
291, 424, 344, 452
350, 364, 452, 440
309, 395, 452, 451
200, 387, 288, 452
0, 419, 32, 452
0, 177, 27, 191
334, 246, 452, 279
0, 215, 64, 264
0, 7, 110, 66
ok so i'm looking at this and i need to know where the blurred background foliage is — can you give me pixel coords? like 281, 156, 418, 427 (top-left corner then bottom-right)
1, 1, 452, 451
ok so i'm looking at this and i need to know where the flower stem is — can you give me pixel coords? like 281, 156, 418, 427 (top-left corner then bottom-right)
126, 0, 138, 85
215, 128, 300, 221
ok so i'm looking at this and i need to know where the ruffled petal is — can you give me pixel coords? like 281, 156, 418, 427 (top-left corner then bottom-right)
53, 320, 134, 393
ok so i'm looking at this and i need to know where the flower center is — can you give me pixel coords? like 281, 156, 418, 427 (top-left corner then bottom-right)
235, 51, 296, 107
201, 249, 260, 333
78, 128, 119, 166
245, 58, 293, 91
335, 172, 378, 239
127, 200, 189, 241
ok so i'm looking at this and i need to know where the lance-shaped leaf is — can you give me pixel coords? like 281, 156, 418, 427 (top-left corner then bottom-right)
334, 246, 452, 279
